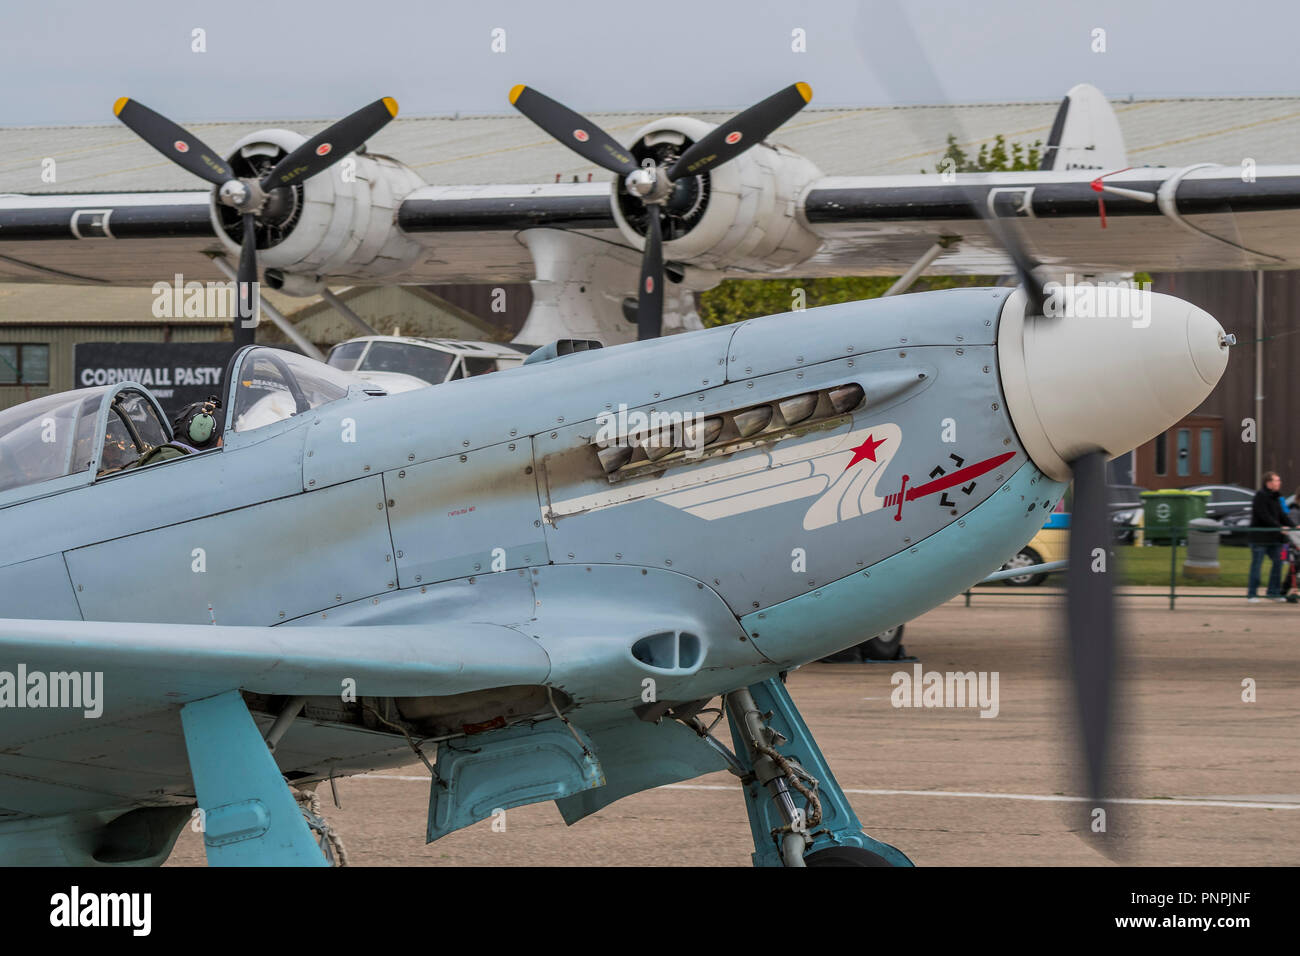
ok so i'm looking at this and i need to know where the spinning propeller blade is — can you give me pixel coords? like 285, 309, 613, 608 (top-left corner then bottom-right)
858, 0, 1120, 837
1063, 452, 1118, 814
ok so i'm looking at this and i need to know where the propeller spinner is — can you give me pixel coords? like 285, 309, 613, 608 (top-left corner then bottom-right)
509, 83, 812, 339
113, 96, 399, 346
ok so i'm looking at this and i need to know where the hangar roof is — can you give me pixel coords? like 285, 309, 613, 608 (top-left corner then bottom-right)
1, 95, 1297, 194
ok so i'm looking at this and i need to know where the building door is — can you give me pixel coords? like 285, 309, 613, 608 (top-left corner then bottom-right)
1134, 415, 1223, 488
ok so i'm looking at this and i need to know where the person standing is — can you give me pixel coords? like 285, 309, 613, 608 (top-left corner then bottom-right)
1247, 471, 1295, 602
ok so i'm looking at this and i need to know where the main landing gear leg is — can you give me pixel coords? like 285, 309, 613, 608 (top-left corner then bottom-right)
180, 690, 329, 866
725, 677, 914, 868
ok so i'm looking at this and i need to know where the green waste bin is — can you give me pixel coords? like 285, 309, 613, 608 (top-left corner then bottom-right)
1140, 490, 1209, 545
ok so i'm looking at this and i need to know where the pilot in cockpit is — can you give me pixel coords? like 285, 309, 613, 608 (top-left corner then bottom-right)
170, 396, 223, 453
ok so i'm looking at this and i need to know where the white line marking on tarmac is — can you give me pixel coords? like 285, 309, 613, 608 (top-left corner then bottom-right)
353, 775, 1297, 809
660, 784, 1300, 810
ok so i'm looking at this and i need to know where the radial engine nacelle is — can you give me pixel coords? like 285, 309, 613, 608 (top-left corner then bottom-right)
612, 116, 824, 274
211, 129, 427, 293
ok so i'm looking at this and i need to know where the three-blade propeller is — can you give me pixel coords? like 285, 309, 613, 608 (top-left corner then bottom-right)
509, 82, 812, 339
113, 96, 399, 346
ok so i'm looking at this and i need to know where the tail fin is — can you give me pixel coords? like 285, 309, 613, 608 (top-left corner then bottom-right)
1038, 83, 1127, 172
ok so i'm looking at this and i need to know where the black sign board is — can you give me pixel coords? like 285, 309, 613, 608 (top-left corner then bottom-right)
74, 342, 240, 419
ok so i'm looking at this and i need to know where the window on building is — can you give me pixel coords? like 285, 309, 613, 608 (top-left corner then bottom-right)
1176, 428, 1191, 477
1154, 431, 1167, 476
1199, 428, 1214, 476
0, 344, 50, 385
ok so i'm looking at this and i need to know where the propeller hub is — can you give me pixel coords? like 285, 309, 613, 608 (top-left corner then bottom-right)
218, 179, 251, 208
625, 167, 657, 198
217, 178, 268, 215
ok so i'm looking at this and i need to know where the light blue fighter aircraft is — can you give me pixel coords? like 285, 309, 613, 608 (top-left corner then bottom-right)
0, 81, 1232, 868
0, 280, 1229, 867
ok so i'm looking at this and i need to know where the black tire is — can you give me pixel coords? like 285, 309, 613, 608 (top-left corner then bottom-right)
818, 624, 905, 663
804, 845, 894, 867
1000, 547, 1046, 586
860, 624, 904, 660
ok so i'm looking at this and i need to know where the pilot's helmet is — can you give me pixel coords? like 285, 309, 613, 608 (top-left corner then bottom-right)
173, 396, 223, 449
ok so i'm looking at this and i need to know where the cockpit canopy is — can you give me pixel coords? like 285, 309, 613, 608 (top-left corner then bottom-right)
0, 347, 374, 502
227, 347, 371, 433
0, 385, 170, 495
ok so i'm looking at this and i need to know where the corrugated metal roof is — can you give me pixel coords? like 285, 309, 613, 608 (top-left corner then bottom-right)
2, 96, 1297, 194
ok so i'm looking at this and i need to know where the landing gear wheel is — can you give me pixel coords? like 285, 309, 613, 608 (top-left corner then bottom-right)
1000, 547, 1046, 586
818, 625, 905, 663
804, 845, 893, 867
860, 624, 904, 660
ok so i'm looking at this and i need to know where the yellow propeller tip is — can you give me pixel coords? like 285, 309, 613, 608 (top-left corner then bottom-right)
509, 84, 526, 105
113, 97, 130, 116
796, 82, 813, 103
382, 96, 399, 117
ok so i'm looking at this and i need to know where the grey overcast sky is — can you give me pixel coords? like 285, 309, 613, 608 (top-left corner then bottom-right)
2, 0, 1296, 126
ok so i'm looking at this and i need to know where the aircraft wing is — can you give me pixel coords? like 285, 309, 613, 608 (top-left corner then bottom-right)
796, 165, 1300, 276
0, 184, 622, 286
0, 617, 551, 819
3, 164, 1300, 289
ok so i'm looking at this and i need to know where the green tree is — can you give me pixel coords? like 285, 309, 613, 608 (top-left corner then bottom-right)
925, 133, 1043, 174
697, 274, 995, 327
696, 132, 1043, 326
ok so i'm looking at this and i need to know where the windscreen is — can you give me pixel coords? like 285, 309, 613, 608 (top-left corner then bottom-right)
231, 348, 366, 433
0, 390, 102, 493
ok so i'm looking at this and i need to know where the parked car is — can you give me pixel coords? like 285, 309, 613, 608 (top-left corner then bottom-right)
1185, 483, 1256, 521
1177, 484, 1255, 546
1107, 484, 1147, 510
1000, 511, 1069, 585
1107, 483, 1148, 543
1003, 483, 1143, 583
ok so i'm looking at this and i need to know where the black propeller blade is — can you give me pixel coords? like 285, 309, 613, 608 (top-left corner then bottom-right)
262, 97, 399, 190
115, 96, 399, 346
113, 98, 232, 186
508, 85, 638, 176
234, 214, 258, 348
1064, 451, 1119, 818
638, 206, 665, 341
509, 82, 812, 339
667, 82, 812, 181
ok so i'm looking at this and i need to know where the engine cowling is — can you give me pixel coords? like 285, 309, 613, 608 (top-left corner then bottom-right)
210, 129, 427, 291
612, 116, 824, 273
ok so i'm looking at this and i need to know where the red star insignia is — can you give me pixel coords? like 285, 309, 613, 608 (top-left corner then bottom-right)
844, 433, 886, 470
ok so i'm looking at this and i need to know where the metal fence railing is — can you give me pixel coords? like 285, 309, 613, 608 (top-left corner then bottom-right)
964, 525, 1296, 610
